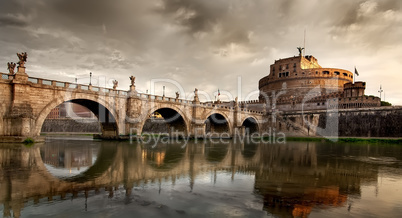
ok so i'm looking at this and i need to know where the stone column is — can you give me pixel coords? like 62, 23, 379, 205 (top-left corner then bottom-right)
125, 95, 144, 137
190, 103, 205, 138
3, 67, 35, 137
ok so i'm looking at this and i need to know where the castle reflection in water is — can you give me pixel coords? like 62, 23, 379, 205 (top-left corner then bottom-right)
0, 139, 400, 217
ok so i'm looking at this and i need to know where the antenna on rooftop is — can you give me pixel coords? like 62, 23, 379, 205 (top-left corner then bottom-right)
303, 29, 306, 57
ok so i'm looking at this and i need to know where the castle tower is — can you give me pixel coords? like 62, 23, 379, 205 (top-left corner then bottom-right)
343, 82, 366, 98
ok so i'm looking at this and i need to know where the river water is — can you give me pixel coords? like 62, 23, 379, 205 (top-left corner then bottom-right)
1, 137, 402, 217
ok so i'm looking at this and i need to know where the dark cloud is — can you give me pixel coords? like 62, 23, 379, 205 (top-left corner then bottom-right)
157, 0, 226, 33
0, 0, 401, 104
156, 0, 254, 47
0, 14, 28, 27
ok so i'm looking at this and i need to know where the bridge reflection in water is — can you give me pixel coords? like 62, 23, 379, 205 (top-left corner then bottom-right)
1, 140, 402, 217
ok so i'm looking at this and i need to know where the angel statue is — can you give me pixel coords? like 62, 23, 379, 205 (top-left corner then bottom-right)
7, 62, 16, 74
113, 80, 118, 89
17, 52, 27, 68
129, 76, 135, 86
297, 47, 304, 56
175, 91, 179, 99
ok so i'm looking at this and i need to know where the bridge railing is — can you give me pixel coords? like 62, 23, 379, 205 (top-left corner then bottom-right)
198, 103, 264, 115
23, 75, 132, 96
1, 72, 264, 115
0, 72, 14, 80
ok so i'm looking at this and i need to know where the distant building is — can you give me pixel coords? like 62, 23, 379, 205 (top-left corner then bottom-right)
46, 102, 96, 119
46, 107, 60, 119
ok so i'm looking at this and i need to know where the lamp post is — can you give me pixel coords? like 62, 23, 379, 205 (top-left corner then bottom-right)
89, 72, 92, 86
378, 85, 383, 101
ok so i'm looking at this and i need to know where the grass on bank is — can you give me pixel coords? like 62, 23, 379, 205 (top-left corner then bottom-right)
23, 137, 35, 147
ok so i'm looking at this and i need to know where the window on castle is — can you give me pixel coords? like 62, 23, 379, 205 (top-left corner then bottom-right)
343, 73, 347, 76
323, 71, 330, 75
293, 63, 296, 68
286, 64, 289, 69
334, 71, 340, 75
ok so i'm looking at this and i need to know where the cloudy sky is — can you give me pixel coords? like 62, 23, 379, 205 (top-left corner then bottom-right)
1, 0, 401, 104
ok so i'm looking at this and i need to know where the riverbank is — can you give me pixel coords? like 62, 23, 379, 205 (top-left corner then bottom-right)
40, 132, 402, 144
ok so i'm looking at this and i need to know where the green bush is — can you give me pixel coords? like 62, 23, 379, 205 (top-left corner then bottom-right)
23, 137, 35, 145
381, 101, 392, 106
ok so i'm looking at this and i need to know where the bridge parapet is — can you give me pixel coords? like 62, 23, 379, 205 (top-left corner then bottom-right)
1, 71, 264, 116
1, 72, 14, 80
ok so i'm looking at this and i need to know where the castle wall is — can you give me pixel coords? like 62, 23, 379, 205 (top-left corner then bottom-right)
259, 68, 353, 99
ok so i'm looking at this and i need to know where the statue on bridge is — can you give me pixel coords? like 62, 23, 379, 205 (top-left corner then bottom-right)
17, 52, 27, 68
7, 62, 16, 74
129, 76, 135, 86
113, 80, 118, 90
129, 75, 136, 92
175, 91, 179, 99
193, 88, 199, 102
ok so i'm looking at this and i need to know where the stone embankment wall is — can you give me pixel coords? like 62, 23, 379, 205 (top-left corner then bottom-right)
335, 107, 402, 137
142, 118, 169, 133
41, 118, 101, 133
272, 106, 402, 137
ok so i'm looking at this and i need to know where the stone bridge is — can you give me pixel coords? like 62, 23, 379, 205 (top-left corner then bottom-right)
0, 66, 264, 141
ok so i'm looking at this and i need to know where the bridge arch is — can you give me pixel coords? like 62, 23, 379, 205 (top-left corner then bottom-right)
139, 105, 190, 136
204, 112, 232, 136
241, 116, 260, 136
34, 96, 120, 137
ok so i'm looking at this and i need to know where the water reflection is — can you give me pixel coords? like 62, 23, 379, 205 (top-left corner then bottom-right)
0, 140, 401, 217
41, 141, 99, 178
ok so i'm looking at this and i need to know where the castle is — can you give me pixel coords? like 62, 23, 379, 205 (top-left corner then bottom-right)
255, 49, 381, 111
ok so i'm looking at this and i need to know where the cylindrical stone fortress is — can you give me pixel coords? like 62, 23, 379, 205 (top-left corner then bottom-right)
259, 55, 353, 101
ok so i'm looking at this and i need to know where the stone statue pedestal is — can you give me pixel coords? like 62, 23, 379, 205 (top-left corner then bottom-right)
128, 85, 137, 96
17, 66, 27, 75
13, 67, 28, 83
130, 85, 136, 92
